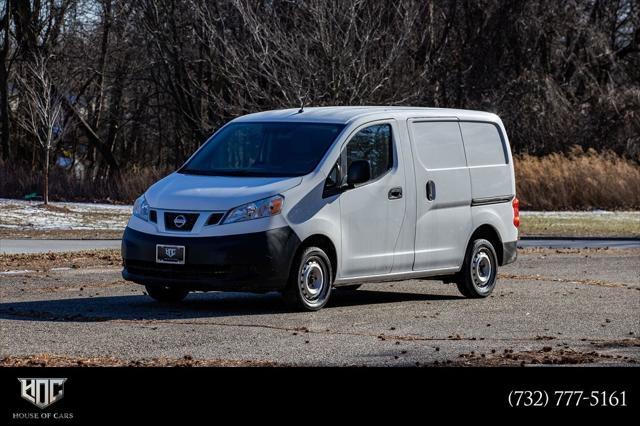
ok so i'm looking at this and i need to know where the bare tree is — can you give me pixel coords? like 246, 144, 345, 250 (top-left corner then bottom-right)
0, 0, 11, 160
1, 0, 638, 203
16, 54, 65, 204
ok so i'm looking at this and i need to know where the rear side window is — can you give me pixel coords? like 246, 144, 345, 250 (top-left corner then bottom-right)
411, 121, 466, 169
346, 124, 393, 181
460, 122, 507, 166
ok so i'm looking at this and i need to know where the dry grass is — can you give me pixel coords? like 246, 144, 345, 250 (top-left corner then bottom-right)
0, 353, 276, 367
0, 228, 123, 239
519, 211, 640, 237
0, 249, 120, 272
515, 147, 640, 210
444, 346, 638, 366
2, 148, 639, 210
0, 160, 170, 203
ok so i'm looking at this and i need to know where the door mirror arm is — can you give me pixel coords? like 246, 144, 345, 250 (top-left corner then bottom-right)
323, 163, 347, 197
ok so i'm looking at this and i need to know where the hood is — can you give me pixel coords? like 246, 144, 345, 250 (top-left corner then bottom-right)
145, 172, 303, 211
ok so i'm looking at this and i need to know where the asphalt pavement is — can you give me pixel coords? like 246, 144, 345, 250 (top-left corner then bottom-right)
0, 239, 121, 254
1, 248, 638, 366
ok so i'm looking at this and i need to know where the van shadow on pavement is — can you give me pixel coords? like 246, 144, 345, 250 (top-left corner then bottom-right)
0, 289, 462, 322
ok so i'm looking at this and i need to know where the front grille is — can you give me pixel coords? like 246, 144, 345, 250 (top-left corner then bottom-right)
164, 212, 199, 231
206, 213, 225, 226
149, 210, 157, 223
125, 259, 231, 279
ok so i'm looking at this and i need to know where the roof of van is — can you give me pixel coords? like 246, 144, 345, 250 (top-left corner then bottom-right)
233, 106, 501, 125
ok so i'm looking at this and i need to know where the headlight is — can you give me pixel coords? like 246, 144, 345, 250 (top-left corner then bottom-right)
132, 195, 150, 221
223, 195, 283, 224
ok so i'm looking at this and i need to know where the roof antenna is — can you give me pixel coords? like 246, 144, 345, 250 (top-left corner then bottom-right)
298, 91, 308, 113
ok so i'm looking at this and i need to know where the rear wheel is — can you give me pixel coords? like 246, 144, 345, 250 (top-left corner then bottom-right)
145, 284, 189, 303
455, 238, 498, 298
284, 246, 333, 311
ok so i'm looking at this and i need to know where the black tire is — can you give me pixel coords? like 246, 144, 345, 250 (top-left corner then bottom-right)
284, 246, 333, 311
455, 238, 498, 298
338, 284, 362, 291
145, 284, 189, 303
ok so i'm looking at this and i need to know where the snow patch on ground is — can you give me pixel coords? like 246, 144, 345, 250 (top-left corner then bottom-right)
0, 269, 35, 275
0, 198, 131, 231
0, 198, 638, 232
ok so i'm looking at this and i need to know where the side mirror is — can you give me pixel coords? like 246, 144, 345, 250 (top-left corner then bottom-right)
347, 160, 371, 186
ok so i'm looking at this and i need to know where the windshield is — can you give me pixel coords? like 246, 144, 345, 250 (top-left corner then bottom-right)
180, 122, 345, 177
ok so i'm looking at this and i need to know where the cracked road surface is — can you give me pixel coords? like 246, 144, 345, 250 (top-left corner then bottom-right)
1, 248, 639, 366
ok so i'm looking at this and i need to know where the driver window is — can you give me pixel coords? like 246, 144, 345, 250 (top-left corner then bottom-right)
346, 124, 393, 184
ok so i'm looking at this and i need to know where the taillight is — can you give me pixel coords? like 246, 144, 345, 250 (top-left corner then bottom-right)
512, 197, 520, 228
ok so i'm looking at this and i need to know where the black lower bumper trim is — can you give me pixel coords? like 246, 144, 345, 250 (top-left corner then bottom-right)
501, 241, 517, 265
121, 226, 301, 291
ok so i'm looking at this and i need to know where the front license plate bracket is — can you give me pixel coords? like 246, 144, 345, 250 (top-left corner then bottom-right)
156, 244, 185, 264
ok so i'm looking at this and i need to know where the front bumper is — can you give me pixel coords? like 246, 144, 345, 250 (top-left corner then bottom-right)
121, 226, 300, 291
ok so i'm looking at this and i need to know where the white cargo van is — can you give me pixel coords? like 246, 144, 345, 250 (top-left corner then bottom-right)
122, 107, 519, 310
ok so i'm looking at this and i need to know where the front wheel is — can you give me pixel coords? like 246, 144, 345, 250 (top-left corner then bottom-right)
455, 238, 498, 298
284, 246, 333, 311
145, 284, 189, 303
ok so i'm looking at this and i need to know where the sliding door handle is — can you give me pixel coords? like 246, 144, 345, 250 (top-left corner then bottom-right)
426, 181, 436, 201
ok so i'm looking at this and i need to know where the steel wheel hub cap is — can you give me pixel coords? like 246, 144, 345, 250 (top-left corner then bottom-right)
301, 260, 324, 299
472, 249, 492, 287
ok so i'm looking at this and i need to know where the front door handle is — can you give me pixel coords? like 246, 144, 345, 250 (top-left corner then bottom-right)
426, 180, 436, 201
388, 187, 403, 199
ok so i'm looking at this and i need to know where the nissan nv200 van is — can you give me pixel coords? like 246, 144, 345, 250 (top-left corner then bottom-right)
122, 107, 519, 311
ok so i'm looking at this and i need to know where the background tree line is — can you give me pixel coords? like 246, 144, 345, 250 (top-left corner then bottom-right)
0, 0, 638, 205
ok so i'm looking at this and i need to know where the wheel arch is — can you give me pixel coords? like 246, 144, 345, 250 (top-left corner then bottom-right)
468, 224, 504, 266
295, 234, 338, 280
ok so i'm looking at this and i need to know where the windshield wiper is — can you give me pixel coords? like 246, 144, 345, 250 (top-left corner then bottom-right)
178, 169, 215, 176
179, 169, 298, 177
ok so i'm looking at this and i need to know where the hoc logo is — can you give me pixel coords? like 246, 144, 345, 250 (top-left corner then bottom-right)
165, 247, 177, 257
18, 378, 67, 409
